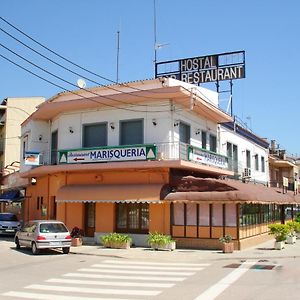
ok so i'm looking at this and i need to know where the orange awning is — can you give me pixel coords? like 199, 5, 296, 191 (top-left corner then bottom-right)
56, 184, 163, 203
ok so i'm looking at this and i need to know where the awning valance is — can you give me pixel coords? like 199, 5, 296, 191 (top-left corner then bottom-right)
0, 189, 24, 202
56, 184, 163, 203
164, 177, 296, 204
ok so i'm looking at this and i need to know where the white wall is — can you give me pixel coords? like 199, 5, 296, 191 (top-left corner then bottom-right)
220, 125, 269, 184
20, 99, 222, 170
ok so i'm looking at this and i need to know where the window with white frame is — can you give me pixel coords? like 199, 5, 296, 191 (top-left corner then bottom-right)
209, 134, 217, 153
201, 131, 207, 149
246, 150, 251, 168
255, 154, 259, 171
83, 122, 107, 148
120, 119, 144, 145
261, 156, 265, 172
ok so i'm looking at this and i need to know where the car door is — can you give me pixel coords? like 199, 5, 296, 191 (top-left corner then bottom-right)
19, 222, 36, 247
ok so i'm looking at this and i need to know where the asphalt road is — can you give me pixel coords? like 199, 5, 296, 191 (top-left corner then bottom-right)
1, 236, 300, 300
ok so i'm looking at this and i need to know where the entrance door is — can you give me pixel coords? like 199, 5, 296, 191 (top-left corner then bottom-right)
84, 203, 95, 237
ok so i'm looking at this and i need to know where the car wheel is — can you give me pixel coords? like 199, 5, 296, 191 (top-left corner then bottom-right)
15, 237, 20, 249
62, 247, 70, 254
31, 242, 39, 255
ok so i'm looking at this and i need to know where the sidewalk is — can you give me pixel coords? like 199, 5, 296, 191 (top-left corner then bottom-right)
70, 239, 300, 263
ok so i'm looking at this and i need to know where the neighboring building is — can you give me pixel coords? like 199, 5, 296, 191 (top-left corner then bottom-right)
269, 140, 299, 192
220, 121, 269, 184
19, 79, 297, 250
0, 97, 45, 217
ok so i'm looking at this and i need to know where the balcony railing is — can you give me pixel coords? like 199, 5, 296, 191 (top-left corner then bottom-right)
32, 142, 230, 171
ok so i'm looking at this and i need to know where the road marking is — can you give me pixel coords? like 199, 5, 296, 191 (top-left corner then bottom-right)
47, 278, 174, 288
92, 263, 204, 271
25, 284, 161, 296
64, 272, 186, 281
78, 268, 195, 276
103, 260, 210, 267
3, 291, 135, 300
194, 260, 257, 300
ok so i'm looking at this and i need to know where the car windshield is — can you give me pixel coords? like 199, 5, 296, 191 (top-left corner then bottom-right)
0, 214, 18, 221
39, 223, 68, 233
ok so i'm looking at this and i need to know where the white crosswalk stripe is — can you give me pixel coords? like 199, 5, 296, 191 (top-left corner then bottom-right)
64, 272, 186, 281
78, 267, 196, 276
47, 278, 175, 288
91, 263, 205, 271
2, 259, 210, 299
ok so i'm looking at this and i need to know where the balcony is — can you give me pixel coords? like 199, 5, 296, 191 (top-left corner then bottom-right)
31, 142, 231, 174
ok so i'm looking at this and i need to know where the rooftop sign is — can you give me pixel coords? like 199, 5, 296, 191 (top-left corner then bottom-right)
155, 50, 245, 85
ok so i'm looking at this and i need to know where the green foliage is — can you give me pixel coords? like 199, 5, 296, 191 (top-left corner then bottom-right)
219, 234, 233, 243
294, 212, 300, 223
286, 221, 300, 234
268, 224, 289, 242
101, 233, 132, 246
147, 232, 175, 247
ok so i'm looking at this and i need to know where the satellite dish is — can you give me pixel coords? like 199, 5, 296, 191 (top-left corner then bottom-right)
77, 78, 86, 89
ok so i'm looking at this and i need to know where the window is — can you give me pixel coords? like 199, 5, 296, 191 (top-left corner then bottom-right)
201, 131, 207, 149
120, 119, 143, 145
246, 150, 251, 168
212, 204, 223, 226
199, 204, 209, 226
255, 154, 259, 171
83, 123, 107, 148
173, 203, 184, 225
209, 134, 217, 153
261, 156, 265, 172
179, 122, 190, 144
227, 142, 238, 173
116, 203, 149, 233
51, 130, 58, 165
225, 204, 237, 226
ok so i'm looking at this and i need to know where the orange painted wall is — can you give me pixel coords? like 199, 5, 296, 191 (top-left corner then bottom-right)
149, 203, 170, 234
95, 203, 115, 232
65, 202, 84, 231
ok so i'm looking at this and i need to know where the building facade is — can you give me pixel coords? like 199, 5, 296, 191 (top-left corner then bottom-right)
19, 79, 298, 250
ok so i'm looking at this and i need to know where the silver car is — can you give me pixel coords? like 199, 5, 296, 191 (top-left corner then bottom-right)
0, 213, 22, 235
15, 220, 72, 255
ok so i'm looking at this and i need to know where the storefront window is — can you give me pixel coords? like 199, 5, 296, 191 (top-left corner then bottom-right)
199, 204, 209, 226
116, 203, 149, 233
212, 204, 223, 226
186, 203, 197, 226
225, 204, 237, 226
173, 203, 184, 225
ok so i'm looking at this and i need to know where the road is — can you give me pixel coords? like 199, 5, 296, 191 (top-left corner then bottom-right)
1, 236, 300, 300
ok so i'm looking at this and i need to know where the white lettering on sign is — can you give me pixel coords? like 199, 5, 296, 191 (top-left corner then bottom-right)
180, 56, 217, 72
61, 146, 156, 164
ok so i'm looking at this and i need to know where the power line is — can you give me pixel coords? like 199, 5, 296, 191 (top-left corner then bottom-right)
0, 52, 175, 113
0, 17, 171, 100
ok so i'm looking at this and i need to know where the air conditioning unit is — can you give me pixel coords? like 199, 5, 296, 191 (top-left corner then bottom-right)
243, 167, 251, 178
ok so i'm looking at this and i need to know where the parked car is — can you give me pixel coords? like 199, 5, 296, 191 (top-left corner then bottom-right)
15, 220, 72, 255
0, 213, 22, 235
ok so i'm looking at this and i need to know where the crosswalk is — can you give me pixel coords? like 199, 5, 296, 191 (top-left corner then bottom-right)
2, 259, 209, 300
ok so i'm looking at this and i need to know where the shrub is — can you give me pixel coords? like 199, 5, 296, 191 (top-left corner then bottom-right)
101, 233, 132, 246
295, 212, 300, 223
219, 234, 233, 244
286, 221, 300, 234
268, 224, 289, 242
147, 232, 175, 247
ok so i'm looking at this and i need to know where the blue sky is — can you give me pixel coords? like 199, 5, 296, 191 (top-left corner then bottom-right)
1, 0, 299, 155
